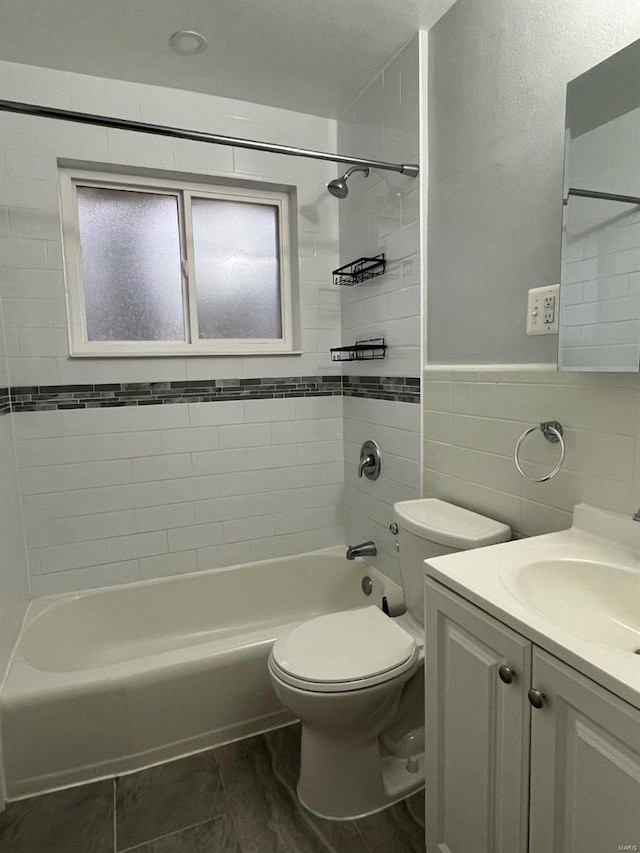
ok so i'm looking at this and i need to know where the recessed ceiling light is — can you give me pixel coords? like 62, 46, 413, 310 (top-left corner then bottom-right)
169, 31, 208, 56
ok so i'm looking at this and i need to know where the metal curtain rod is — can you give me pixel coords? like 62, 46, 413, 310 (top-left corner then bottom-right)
0, 99, 420, 177
564, 187, 640, 206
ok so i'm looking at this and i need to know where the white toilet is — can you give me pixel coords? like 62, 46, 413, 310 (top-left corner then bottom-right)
268, 498, 510, 819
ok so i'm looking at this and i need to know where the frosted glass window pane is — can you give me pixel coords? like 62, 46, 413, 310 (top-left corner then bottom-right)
76, 186, 185, 341
192, 198, 282, 339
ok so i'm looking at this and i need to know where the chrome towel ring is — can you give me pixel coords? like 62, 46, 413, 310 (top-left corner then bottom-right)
514, 421, 565, 483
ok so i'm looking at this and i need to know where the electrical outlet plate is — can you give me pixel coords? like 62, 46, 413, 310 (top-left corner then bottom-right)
526, 284, 560, 335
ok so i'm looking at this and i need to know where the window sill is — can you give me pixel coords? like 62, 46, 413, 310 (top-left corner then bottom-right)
68, 349, 303, 358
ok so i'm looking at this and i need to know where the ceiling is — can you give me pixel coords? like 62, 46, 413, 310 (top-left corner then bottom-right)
0, 0, 455, 118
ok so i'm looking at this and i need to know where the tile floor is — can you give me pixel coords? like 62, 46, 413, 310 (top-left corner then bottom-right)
0, 724, 425, 853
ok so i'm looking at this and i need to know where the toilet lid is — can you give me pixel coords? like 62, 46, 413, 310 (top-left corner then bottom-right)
271, 606, 416, 684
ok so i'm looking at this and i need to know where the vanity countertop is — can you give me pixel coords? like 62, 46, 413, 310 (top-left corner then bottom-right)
424, 504, 640, 710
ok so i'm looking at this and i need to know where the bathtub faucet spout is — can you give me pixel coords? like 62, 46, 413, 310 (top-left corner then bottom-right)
346, 541, 377, 561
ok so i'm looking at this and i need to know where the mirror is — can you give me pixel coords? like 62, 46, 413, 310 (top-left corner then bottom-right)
558, 39, 640, 372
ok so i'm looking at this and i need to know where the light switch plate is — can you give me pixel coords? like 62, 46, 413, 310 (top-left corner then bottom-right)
526, 284, 560, 335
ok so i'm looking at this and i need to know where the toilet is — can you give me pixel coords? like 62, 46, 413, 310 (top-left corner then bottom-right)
268, 498, 510, 819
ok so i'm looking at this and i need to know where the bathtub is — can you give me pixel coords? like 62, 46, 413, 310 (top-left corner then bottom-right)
0, 546, 401, 799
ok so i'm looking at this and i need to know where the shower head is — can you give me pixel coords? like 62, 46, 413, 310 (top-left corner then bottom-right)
327, 166, 370, 198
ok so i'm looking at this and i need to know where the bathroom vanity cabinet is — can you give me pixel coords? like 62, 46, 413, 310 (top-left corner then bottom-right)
424, 580, 640, 853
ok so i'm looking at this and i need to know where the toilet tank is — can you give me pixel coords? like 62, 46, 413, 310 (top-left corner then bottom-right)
393, 499, 510, 625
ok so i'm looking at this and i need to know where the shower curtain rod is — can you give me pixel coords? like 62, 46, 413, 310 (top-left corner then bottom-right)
565, 187, 640, 206
0, 99, 420, 177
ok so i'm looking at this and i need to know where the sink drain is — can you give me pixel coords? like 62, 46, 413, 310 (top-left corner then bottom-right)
634, 649, 640, 655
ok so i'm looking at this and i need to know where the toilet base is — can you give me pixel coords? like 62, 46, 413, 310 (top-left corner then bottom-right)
296, 725, 424, 820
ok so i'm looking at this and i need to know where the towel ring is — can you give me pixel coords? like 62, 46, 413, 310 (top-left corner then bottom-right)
514, 421, 565, 483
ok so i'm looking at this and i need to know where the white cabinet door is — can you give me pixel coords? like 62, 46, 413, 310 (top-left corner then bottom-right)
425, 580, 532, 853
529, 648, 640, 853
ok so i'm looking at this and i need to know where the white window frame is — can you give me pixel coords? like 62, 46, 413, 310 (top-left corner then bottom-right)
59, 168, 295, 356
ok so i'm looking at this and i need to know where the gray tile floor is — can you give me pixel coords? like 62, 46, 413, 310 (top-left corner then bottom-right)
0, 724, 425, 853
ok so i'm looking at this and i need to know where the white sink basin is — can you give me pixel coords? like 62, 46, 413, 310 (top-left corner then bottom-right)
500, 558, 640, 653
424, 503, 640, 709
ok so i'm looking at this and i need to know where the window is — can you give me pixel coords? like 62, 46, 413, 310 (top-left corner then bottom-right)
59, 169, 295, 356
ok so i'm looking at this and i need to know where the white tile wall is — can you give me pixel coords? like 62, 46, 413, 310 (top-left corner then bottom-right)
18, 395, 344, 595
559, 106, 640, 370
344, 396, 420, 584
0, 308, 30, 680
0, 60, 341, 387
0, 44, 424, 595
338, 36, 423, 580
423, 367, 640, 538
338, 37, 421, 380
0, 61, 351, 594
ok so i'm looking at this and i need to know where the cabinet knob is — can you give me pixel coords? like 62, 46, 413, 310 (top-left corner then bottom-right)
528, 688, 545, 709
389, 522, 398, 535
498, 665, 515, 684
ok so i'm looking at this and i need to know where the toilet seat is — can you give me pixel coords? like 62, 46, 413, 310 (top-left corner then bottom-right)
270, 605, 419, 694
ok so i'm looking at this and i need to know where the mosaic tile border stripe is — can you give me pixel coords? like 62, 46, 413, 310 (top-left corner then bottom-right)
0, 388, 10, 416
342, 375, 420, 404
5, 375, 419, 414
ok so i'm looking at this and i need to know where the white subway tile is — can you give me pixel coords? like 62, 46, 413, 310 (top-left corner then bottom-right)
189, 401, 245, 427
192, 448, 246, 475
274, 508, 326, 535
39, 539, 108, 574
106, 531, 168, 562
129, 405, 190, 431
194, 496, 250, 524
25, 510, 137, 549
135, 503, 195, 533
249, 532, 306, 562
160, 427, 220, 454
217, 466, 301, 496
30, 561, 140, 596
245, 445, 294, 470
0, 175, 44, 209
0, 237, 48, 269
24, 432, 162, 466
297, 440, 342, 465
271, 420, 320, 444
243, 398, 298, 423
132, 453, 193, 482
19, 459, 132, 494
196, 542, 252, 571
223, 514, 274, 543
139, 551, 198, 580
168, 522, 224, 552
163, 475, 223, 504
247, 483, 343, 516
22, 481, 168, 520
218, 423, 272, 448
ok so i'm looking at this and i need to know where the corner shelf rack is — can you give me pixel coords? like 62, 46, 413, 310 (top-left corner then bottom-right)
330, 338, 386, 362
332, 254, 386, 286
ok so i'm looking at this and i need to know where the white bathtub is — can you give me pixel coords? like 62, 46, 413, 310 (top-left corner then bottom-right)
1, 546, 402, 799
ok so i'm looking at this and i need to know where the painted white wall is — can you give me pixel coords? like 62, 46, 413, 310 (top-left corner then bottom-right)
426, 0, 640, 365
424, 2, 640, 538
338, 37, 422, 582
0, 61, 346, 594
